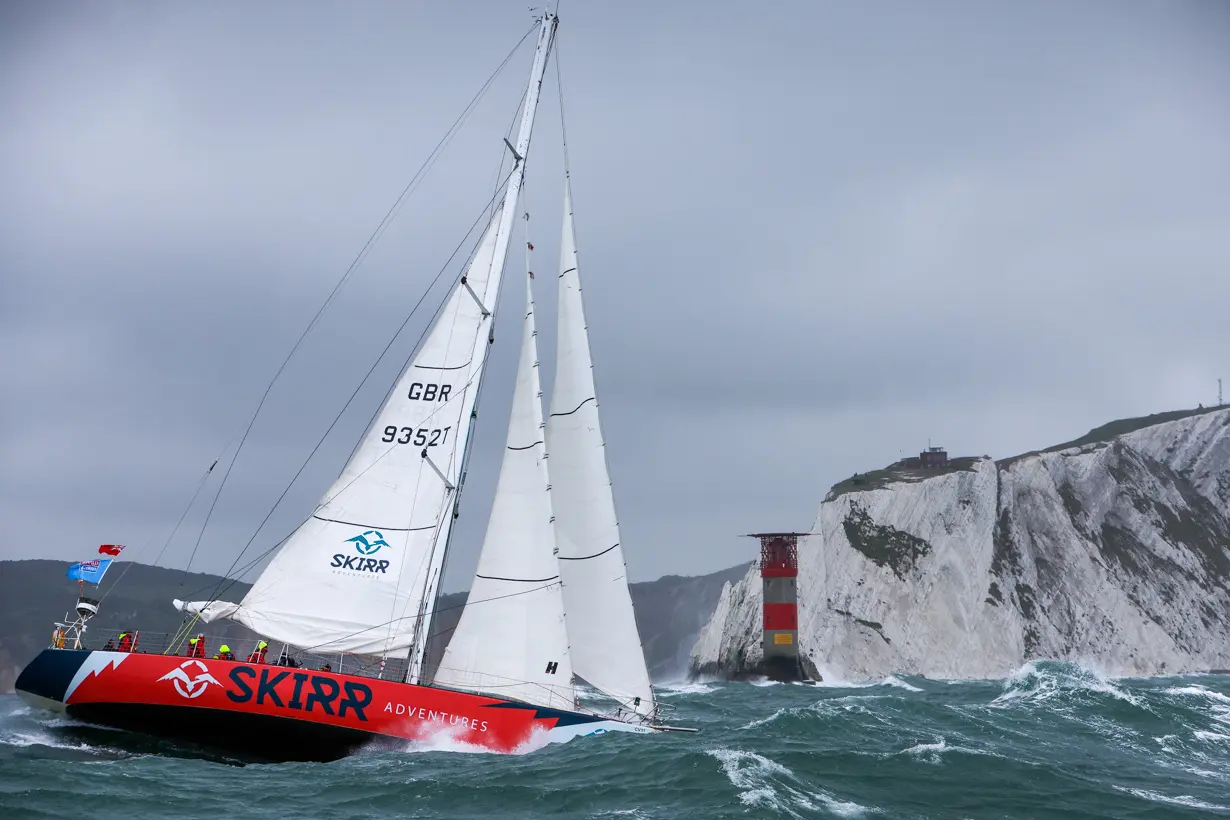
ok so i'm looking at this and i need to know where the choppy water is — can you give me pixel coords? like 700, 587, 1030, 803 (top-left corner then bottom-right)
3, 661, 1229, 819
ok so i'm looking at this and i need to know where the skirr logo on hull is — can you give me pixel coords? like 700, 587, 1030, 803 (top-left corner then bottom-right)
158, 660, 222, 699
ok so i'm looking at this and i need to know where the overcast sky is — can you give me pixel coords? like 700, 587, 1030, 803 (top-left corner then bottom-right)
3, 0, 1228, 593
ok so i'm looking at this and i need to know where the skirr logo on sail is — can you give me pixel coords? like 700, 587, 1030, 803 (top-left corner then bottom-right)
346, 530, 389, 555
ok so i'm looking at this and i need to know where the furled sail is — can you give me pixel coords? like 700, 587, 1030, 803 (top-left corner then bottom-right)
432, 273, 575, 711
178, 205, 507, 657
546, 182, 655, 717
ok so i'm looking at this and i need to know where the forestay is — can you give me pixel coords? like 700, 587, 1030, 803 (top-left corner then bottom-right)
546, 183, 655, 716
178, 206, 507, 657
433, 274, 575, 711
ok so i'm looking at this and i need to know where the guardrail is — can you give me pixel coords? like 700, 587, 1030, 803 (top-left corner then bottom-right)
59, 628, 413, 682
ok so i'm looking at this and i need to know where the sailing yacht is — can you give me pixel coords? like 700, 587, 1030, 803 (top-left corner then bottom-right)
15, 11, 693, 761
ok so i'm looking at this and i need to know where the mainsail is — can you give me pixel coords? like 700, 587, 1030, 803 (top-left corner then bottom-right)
546, 183, 655, 716
177, 14, 561, 663
433, 274, 575, 711
179, 206, 507, 657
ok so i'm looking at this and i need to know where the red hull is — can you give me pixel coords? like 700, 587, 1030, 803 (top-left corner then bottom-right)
16, 649, 622, 761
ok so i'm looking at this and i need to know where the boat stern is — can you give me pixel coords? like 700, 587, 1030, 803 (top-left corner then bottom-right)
14, 648, 94, 713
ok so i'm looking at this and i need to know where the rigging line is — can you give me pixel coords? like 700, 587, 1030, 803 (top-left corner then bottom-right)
97, 457, 220, 607
180, 23, 538, 582
418, 76, 539, 656
332, 66, 534, 479
203, 302, 485, 610
292, 580, 560, 654
178, 525, 295, 602
338, 197, 507, 471
96, 426, 241, 602
554, 28, 571, 177
198, 175, 517, 608
490, 73, 530, 210
155, 444, 234, 570
185, 28, 548, 633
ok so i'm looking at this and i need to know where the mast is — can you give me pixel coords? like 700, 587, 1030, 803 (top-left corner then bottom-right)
405, 10, 559, 683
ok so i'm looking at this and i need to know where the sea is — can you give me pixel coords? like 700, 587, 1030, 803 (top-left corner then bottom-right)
2, 661, 1228, 819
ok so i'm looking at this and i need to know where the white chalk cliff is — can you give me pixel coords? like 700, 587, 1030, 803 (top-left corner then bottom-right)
691, 407, 1230, 680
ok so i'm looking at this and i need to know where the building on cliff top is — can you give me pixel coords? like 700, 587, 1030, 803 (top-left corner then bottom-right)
899, 445, 949, 469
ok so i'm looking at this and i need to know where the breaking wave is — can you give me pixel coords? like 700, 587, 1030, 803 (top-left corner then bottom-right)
3, 663, 1229, 818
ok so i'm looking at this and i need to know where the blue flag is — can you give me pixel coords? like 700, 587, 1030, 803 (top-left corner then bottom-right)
67, 558, 112, 584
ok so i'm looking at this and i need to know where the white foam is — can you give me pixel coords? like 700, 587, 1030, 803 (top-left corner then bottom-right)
654, 682, 717, 696
0, 729, 95, 753
1114, 786, 1230, 812
1164, 685, 1230, 705
989, 661, 1144, 709
1194, 730, 1230, 744
707, 748, 877, 818
392, 720, 552, 756
880, 675, 923, 692
900, 738, 948, 763
738, 708, 789, 730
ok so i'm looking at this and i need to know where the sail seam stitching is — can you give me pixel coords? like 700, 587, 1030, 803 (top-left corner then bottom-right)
474, 574, 559, 583
414, 361, 472, 371
312, 515, 433, 533
557, 543, 619, 561
548, 396, 595, 418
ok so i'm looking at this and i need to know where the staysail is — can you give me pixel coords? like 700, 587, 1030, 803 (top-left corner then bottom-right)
179, 206, 507, 657
433, 273, 575, 711
546, 182, 655, 716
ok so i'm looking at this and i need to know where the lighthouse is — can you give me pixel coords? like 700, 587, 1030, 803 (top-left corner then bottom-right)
747, 532, 816, 682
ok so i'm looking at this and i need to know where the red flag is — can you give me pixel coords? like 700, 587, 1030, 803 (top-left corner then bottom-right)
99, 544, 125, 556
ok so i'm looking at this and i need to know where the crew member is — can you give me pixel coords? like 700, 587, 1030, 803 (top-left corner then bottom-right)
214, 644, 236, 661
117, 632, 133, 652
246, 640, 269, 664
103, 638, 115, 651
187, 635, 204, 657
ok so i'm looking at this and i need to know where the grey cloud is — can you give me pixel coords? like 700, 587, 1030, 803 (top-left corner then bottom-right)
2, 0, 1228, 593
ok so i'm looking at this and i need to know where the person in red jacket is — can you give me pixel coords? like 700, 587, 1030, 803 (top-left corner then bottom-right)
117, 632, 133, 652
187, 635, 206, 658
246, 641, 269, 664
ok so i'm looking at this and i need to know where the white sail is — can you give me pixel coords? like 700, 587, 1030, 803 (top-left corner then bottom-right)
180, 206, 507, 657
177, 13, 560, 663
546, 182, 655, 717
433, 273, 575, 711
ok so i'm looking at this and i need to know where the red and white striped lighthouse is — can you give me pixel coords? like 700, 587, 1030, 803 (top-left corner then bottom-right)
747, 532, 812, 681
